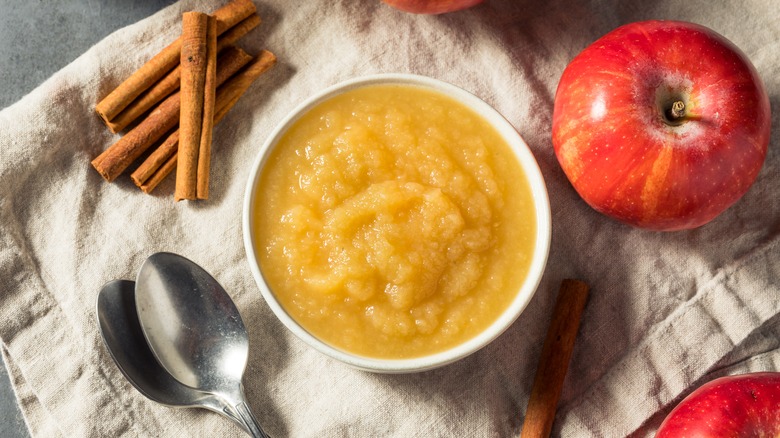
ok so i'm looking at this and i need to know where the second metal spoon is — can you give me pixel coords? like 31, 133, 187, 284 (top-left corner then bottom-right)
135, 252, 268, 438
96, 279, 250, 433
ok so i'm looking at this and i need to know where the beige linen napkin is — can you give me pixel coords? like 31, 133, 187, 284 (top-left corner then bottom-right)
1, 0, 779, 436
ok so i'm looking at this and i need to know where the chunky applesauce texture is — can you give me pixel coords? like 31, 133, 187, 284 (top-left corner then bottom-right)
254, 84, 536, 359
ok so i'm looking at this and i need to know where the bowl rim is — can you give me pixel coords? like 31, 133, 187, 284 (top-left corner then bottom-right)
242, 73, 551, 373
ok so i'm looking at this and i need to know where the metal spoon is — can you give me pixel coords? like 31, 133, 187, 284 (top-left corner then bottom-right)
96, 279, 250, 434
134, 252, 269, 438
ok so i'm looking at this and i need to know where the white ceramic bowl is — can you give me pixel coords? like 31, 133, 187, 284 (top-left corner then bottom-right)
243, 73, 551, 373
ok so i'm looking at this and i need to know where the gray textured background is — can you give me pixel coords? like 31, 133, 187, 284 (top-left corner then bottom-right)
0, 1, 170, 435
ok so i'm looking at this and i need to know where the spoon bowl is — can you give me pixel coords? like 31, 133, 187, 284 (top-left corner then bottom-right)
135, 252, 268, 438
96, 279, 249, 433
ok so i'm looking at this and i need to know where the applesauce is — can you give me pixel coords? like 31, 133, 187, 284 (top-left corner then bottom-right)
252, 84, 536, 359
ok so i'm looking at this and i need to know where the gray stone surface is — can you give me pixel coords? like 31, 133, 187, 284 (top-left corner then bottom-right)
0, 363, 28, 438
0, 0, 170, 108
0, 1, 169, 435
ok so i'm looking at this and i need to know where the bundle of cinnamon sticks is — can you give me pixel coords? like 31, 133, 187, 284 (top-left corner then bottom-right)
91, 0, 276, 200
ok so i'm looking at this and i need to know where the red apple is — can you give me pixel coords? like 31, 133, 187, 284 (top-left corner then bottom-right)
552, 20, 771, 231
382, 0, 483, 14
656, 372, 780, 437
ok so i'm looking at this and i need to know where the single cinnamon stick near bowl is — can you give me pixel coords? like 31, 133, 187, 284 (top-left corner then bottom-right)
92, 46, 253, 182
132, 50, 277, 194
104, 13, 262, 134
521, 279, 589, 438
94, 0, 256, 127
176, 12, 215, 201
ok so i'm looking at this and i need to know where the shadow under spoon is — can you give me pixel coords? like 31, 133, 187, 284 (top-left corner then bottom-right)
96, 279, 250, 434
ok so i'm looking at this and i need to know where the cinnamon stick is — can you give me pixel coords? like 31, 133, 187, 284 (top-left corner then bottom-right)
105, 65, 182, 134
213, 0, 255, 34
131, 129, 180, 188
94, 0, 256, 127
131, 50, 277, 194
521, 279, 589, 438
139, 150, 178, 194
195, 17, 218, 200
217, 13, 262, 52
214, 50, 278, 117
91, 90, 180, 181
92, 46, 253, 182
176, 12, 213, 201
104, 13, 262, 134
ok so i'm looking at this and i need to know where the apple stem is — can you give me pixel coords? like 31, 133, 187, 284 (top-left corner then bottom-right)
667, 100, 686, 121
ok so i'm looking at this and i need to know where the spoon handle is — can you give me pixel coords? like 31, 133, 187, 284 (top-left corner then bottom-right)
219, 404, 252, 435
234, 401, 270, 438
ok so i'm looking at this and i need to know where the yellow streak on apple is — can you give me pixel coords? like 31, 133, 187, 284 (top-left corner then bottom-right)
641, 145, 673, 220
557, 128, 585, 183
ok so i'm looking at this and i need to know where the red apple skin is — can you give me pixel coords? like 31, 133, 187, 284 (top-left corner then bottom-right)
382, 0, 483, 14
552, 20, 771, 231
656, 372, 780, 437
